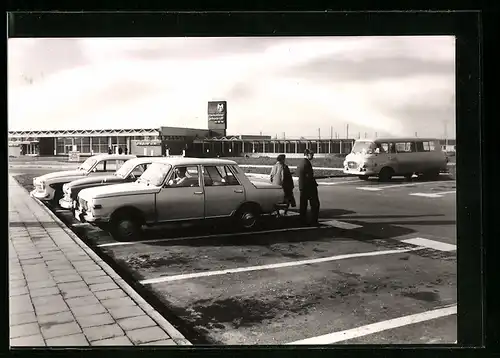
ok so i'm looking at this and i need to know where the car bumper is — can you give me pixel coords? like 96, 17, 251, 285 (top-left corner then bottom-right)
59, 197, 76, 210
343, 167, 377, 176
30, 190, 51, 200
74, 208, 108, 224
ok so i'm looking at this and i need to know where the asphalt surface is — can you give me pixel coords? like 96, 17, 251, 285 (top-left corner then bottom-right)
10, 167, 457, 345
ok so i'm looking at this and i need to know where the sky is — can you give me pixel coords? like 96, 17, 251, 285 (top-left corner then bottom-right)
7, 36, 456, 139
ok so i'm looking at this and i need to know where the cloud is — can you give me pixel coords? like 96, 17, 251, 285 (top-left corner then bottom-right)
7, 36, 456, 138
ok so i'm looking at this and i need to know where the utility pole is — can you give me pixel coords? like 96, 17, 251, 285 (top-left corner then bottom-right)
318, 128, 321, 140
283, 132, 286, 139
415, 131, 418, 137
375, 132, 378, 138
330, 126, 333, 139
346, 124, 349, 139
443, 121, 448, 147
364, 132, 367, 138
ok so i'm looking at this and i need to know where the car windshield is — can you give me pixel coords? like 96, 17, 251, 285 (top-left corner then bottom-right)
351, 141, 376, 154
78, 158, 97, 171
137, 163, 172, 186
114, 160, 139, 178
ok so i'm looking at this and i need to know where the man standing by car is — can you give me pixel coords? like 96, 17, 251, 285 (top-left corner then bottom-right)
297, 149, 320, 226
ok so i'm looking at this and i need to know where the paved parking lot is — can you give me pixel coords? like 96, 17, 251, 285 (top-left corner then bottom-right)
10, 168, 456, 345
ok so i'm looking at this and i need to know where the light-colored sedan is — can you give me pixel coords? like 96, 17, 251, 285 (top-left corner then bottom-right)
59, 157, 164, 211
75, 157, 285, 240
31, 154, 136, 205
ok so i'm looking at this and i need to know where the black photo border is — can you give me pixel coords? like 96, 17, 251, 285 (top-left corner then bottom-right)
4, 9, 486, 358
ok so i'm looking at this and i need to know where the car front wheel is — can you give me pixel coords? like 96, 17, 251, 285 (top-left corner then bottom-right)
110, 215, 143, 241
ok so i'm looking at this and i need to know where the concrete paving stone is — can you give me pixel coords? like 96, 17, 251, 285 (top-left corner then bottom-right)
140, 339, 177, 346
18, 253, 41, 260
38, 311, 75, 326
75, 264, 102, 273
126, 326, 170, 345
89, 282, 119, 292
94, 289, 127, 301
71, 303, 107, 318
10, 311, 37, 326
54, 275, 83, 284
27, 279, 57, 290
66, 255, 92, 262
9, 286, 29, 297
80, 270, 107, 279
61, 287, 93, 299
77, 313, 115, 328
41, 252, 65, 260
41, 321, 82, 340
10, 333, 46, 347
34, 302, 69, 316
46, 333, 89, 346
25, 274, 53, 283
47, 262, 74, 271
100, 297, 136, 310
91, 335, 133, 346
108, 305, 145, 320
21, 258, 45, 266
9, 272, 25, 280
10, 322, 41, 339
22, 263, 48, 273
9, 294, 34, 314
117, 315, 156, 331
58, 281, 88, 292
83, 323, 125, 342
66, 295, 100, 308
85, 276, 114, 285
32, 294, 65, 307
10, 279, 27, 289
51, 269, 79, 277
30, 286, 60, 298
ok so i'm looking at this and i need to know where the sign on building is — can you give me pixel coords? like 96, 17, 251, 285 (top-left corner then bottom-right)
208, 101, 227, 133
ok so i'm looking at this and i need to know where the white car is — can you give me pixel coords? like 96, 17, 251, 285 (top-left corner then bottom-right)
31, 154, 136, 205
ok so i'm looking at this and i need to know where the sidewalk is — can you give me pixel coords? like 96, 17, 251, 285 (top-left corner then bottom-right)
8, 175, 191, 347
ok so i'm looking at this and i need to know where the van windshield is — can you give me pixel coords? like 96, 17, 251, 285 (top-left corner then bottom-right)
351, 141, 376, 154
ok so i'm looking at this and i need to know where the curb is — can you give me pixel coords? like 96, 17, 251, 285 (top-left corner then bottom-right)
22, 184, 192, 346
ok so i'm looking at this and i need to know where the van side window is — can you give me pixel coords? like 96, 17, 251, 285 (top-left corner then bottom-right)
421, 141, 436, 151
428, 141, 436, 150
395, 142, 414, 153
389, 143, 397, 153
377, 143, 389, 153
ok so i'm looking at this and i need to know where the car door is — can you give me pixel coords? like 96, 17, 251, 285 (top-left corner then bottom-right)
203, 165, 245, 218
154, 165, 205, 222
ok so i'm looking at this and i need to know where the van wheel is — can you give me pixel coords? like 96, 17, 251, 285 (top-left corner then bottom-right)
358, 175, 370, 180
378, 167, 394, 182
235, 204, 261, 230
110, 215, 143, 241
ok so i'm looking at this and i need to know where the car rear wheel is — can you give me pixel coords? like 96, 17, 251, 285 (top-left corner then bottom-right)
378, 167, 394, 182
235, 204, 261, 230
110, 215, 143, 241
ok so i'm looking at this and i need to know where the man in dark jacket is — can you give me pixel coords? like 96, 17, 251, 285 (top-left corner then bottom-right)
296, 149, 320, 225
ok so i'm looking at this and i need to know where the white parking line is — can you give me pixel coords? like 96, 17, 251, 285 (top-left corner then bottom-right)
139, 247, 421, 285
319, 180, 363, 186
401, 237, 456, 252
97, 224, 333, 248
322, 220, 363, 230
357, 180, 455, 192
287, 304, 457, 345
409, 190, 456, 198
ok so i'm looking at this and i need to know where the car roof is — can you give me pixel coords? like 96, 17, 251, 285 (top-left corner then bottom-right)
90, 154, 137, 161
123, 157, 166, 165
356, 137, 441, 143
144, 157, 238, 166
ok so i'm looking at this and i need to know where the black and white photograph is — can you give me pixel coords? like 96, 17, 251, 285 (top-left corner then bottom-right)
9, 34, 458, 346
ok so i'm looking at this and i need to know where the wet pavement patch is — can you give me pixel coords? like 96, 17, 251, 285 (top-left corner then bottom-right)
125, 253, 190, 269
402, 291, 440, 302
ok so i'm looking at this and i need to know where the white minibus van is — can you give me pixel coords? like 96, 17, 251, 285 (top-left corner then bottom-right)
343, 137, 448, 181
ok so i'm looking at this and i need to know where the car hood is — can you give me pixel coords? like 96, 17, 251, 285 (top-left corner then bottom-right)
66, 175, 121, 188
79, 182, 160, 200
36, 169, 86, 183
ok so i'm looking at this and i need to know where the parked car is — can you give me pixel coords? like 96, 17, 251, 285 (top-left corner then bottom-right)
30, 154, 136, 205
59, 157, 164, 211
75, 157, 285, 240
